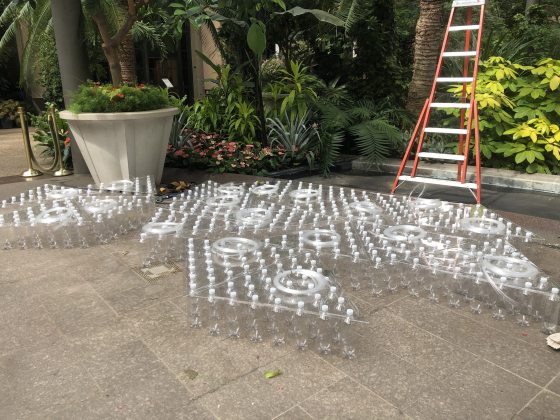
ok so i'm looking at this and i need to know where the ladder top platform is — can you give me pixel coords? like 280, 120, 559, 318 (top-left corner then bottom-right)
452, 0, 485, 7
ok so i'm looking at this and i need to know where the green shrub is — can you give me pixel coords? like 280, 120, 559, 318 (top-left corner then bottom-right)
68, 83, 175, 113
443, 57, 560, 174
37, 28, 63, 108
29, 108, 72, 169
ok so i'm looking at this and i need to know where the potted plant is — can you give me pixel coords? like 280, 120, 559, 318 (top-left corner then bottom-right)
60, 83, 178, 184
0, 99, 20, 129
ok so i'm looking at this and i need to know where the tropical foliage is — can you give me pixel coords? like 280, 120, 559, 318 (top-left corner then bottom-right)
443, 57, 560, 174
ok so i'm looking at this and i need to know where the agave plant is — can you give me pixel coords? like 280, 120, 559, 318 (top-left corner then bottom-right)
267, 111, 320, 166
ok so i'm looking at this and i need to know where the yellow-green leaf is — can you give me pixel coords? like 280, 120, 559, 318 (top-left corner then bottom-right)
264, 369, 282, 379
550, 76, 560, 91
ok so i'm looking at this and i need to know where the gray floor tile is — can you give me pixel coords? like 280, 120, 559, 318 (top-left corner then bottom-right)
105, 275, 184, 314
197, 376, 294, 420
0, 340, 99, 418
40, 283, 119, 334
65, 321, 163, 391
247, 351, 346, 405
364, 309, 477, 380
0, 301, 61, 356
515, 391, 560, 420
389, 296, 559, 386
274, 406, 313, 419
405, 358, 540, 420
547, 373, 560, 396
323, 331, 443, 408
300, 378, 406, 419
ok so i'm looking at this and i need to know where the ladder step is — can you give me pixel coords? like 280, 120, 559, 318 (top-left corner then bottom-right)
437, 77, 474, 83
418, 152, 466, 161
399, 175, 477, 189
425, 127, 468, 135
452, 0, 485, 7
431, 102, 471, 109
442, 51, 477, 57
449, 25, 481, 32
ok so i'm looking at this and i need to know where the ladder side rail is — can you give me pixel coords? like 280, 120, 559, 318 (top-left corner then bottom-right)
474, 100, 481, 203
461, 3, 486, 182
410, 7, 457, 177
457, 6, 474, 180
391, 99, 429, 194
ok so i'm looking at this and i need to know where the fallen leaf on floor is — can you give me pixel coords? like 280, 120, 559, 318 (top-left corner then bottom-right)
264, 369, 282, 379
184, 369, 198, 380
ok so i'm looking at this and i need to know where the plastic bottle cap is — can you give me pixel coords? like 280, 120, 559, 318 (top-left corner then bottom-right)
270, 287, 277, 294
346, 309, 353, 316
525, 282, 532, 288
330, 286, 337, 292
321, 304, 329, 312
338, 297, 345, 304
274, 297, 282, 305
552, 288, 559, 294
252, 294, 259, 302
297, 301, 304, 309
249, 284, 255, 290
230, 291, 237, 298
209, 289, 215, 296
314, 293, 321, 300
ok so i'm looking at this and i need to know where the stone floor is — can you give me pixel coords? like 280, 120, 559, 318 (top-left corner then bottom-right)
1, 170, 560, 419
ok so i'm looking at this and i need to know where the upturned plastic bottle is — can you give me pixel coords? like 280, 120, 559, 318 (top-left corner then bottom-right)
271, 297, 286, 346
543, 288, 560, 335
517, 282, 534, 327
341, 309, 356, 360
226, 291, 240, 339
188, 283, 201, 328
207, 288, 220, 336
248, 294, 263, 342
294, 301, 308, 351
317, 304, 332, 354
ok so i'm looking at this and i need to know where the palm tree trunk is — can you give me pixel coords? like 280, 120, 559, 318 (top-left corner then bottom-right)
406, 0, 446, 115
118, 32, 136, 85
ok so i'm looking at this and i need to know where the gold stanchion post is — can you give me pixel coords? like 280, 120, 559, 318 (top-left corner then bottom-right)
48, 106, 73, 177
18, 106, 42, 178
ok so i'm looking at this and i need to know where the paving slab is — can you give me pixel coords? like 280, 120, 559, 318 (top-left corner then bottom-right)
0, 169, 559, 418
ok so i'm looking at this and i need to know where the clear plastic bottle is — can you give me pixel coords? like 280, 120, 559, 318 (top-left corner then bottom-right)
248, 295, 263, 342
226, 291, 240, 339
543, 288, 560, 335
317, 304, 332, 354
294, 301, 308, 351
341, 309, 356, 360
188, 283, 202, 328
517, 282, 534, 327
207, 288, 220, 336
271, 297, 286, 346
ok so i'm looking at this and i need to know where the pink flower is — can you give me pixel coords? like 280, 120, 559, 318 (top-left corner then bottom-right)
174, 149, 186, 157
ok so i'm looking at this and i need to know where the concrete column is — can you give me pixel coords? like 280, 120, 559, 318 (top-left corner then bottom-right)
51, 0, 90, 174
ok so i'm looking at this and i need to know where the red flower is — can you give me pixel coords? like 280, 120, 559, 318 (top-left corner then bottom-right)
174, 149, 186, 158
64, 137, 71, 147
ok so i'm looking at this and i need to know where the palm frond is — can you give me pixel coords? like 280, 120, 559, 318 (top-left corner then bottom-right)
347, 99, 377, 121
100, 0, 125, 33
317, 102, 352, 130
0, 2, 33, 62
20, 0, 52, 86
318, 130, 344, 176
131, 20, 167, 56
336, 0, 367, 33
352, 118, 401, 166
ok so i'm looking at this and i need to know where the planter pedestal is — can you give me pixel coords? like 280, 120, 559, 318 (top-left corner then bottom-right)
60, 108, 178, 185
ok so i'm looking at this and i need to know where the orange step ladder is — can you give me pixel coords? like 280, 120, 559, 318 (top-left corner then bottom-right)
392, 0, 486, 203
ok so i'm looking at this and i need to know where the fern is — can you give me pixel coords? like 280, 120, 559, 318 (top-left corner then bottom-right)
352, 119, 401, 167
318, 130, 344, 176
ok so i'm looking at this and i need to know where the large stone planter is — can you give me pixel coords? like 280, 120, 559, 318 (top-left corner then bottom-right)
60, 107, 178, 185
